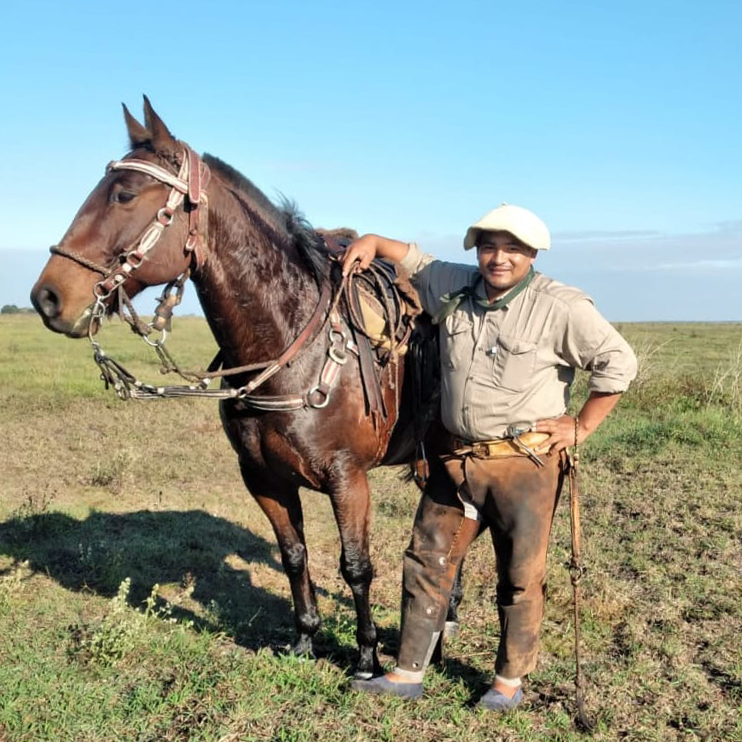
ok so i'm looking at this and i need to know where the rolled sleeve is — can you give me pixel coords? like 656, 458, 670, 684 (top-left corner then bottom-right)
399, 242, 435, 278
560, 299, 638, 394
400, 243, 478, 317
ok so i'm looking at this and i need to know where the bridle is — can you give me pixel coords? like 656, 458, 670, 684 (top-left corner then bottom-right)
50, 143, 210, 332
48, 144, 361, 410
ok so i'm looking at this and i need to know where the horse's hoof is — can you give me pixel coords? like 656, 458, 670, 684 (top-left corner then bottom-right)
290, 636, 315, 658
443, 620, 460, 639
355, 647, 381, 680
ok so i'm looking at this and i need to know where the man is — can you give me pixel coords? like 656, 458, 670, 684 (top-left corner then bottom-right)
342, 203, 637, 711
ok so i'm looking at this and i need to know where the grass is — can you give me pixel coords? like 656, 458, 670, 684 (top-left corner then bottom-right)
1, 315, 741, 741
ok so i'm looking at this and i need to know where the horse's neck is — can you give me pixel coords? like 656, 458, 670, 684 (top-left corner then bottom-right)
193, 186, 322, 366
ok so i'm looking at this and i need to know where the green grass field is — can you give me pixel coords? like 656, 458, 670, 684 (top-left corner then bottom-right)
1, 315, 741, 741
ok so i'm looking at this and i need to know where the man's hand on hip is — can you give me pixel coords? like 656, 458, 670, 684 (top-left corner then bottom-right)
533, 415, 582, 454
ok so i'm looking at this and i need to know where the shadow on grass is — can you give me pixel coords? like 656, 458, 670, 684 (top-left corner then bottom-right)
0, 509, 492, 680
0, 508, 304, 652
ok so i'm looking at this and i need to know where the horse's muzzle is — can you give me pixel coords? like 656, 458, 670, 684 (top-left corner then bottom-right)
30, 283, 94, 338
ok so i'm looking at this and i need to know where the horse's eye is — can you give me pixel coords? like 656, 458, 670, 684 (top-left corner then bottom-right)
113, 190, 136, 204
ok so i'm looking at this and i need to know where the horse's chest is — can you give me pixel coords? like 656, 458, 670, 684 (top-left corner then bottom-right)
220, 411, 325, 490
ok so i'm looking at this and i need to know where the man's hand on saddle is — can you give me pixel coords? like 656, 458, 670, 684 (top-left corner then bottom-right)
341, 235, 410, 277
341, 235, 379, 276
533, 415, 584, 455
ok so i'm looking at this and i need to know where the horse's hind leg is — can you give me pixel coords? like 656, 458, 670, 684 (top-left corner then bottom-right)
242, 466, 320, 655
328, 471, 380, 679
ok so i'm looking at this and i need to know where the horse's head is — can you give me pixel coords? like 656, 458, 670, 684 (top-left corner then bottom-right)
30, 97, 208, 337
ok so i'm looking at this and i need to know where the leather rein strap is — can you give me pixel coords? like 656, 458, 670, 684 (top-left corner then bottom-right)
568, 417, 595, 732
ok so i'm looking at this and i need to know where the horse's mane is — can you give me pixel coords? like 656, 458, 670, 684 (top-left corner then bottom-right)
203, 153, 331, 286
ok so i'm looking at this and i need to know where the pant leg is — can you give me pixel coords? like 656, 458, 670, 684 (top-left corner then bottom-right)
472, 452, 565, 679
396, 453, 480, 673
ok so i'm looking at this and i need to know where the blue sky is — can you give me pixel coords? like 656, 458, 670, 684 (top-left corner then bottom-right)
1, 0, 740, 320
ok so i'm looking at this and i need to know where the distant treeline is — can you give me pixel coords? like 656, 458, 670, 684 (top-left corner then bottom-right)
1, 305, 35, 314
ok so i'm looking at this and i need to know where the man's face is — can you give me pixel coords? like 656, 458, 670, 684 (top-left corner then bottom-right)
476, 231, 537, 299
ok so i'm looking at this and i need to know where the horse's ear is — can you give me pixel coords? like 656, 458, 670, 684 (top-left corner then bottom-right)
123, 103, 151, 149
142, 95, 177, 152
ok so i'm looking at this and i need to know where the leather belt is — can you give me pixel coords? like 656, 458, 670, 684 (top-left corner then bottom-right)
450, 431, 550, 466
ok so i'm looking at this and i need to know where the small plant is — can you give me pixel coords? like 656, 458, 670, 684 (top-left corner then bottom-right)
68, 577, 138, 665
0, 560, 32, 606
703, 340, 742, 412
85, 451, 134, 493
67, 579, 184, 666
11, 489, 55, 521
7, 488, 57, 539
630, 337, 673, 392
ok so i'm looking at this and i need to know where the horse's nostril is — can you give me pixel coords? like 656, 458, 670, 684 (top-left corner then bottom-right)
34, 285, 62, 319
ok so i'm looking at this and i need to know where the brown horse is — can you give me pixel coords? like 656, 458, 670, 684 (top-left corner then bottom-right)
30, 98, 450, 678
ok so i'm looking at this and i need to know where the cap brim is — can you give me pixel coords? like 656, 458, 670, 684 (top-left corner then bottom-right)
463, 227, 479, 250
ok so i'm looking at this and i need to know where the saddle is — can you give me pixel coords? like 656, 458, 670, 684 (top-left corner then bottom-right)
319, 230, 423, 422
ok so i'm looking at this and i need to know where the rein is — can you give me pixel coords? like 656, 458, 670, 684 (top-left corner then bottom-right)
51, 146, 404, 413
568, 417, 595, 732
91, 273, 354, 409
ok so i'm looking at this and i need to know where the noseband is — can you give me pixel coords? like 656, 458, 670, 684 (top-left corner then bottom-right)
50, 144, 210, 302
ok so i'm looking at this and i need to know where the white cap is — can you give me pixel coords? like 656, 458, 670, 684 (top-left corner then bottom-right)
463, 203, 551, 251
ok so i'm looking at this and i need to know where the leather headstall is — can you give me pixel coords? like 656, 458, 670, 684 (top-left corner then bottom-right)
94, 144, 211, 300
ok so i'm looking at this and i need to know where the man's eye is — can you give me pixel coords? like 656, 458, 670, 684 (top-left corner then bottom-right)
114, 191, 136, 204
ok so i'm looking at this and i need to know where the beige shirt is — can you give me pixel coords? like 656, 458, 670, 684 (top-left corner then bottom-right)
400, 242, 638, 441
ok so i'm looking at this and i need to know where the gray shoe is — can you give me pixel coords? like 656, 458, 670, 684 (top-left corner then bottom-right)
477, 687, 524, 711
350, 675, 423, 699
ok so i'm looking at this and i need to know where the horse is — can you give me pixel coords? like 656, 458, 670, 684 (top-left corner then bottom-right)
30, 98, 456, 679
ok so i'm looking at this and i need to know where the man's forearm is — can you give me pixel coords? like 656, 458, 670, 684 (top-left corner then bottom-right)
341, 234, 410, 275
534, 391, 624, 452
576, 391, 623, 440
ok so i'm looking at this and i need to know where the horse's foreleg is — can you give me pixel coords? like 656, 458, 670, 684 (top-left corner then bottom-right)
446, 557, 464, 636
329, 472, 380, 679
243, 467, 320, 655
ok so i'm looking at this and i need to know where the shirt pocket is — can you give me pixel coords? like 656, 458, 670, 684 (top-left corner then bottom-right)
439, 313, 473, 371
492, 333, 537, 392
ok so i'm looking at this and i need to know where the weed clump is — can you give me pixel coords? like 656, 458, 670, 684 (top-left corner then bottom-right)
67, 578, 184, 666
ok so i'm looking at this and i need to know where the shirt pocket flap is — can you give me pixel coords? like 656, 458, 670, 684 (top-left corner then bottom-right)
444, 314, 472, 336
497, 334, 537, 355
440, 313, 473, 370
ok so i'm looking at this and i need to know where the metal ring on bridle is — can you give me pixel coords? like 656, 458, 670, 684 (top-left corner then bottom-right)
143, 328, 168, 348
307, 386, 330, 408
157, 207, 174, 226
